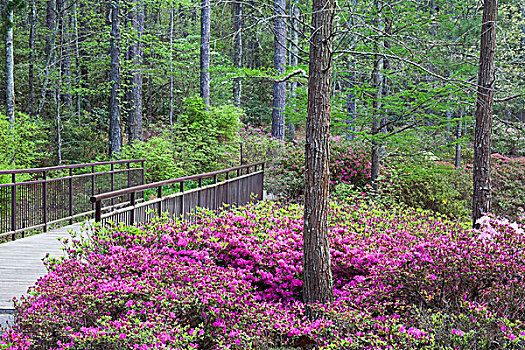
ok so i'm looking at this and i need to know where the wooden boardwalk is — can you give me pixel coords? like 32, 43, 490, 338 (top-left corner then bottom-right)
0, 223, 89, 312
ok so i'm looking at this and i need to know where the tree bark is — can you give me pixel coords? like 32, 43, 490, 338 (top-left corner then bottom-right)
200, 0, 211, 106
271, 0, 286, 140
303, 0, 335, 317
5, 1, 14, 125
472, 0, 497, 226
169, 5, 174, 127
109, 0, 122, 157
128, 0, 144, 143
370, 0, 384, 192
73, 0, 81, 120
287, 0, 299, 141
28, 0, 37, 117
455, 112, 462, 168
232, 0, 242, 108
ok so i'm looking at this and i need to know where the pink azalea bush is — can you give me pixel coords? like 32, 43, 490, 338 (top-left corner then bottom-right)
3, 200, 525, 349
491, 154, 525, 221
266, 138, 371, 202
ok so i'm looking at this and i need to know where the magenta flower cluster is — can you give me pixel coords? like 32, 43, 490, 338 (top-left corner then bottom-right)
2, 201, 525, 349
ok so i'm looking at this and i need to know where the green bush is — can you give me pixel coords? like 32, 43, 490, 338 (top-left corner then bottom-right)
385, 160, 471, 220
120, 96, 241, 183
491, 154, 525, 221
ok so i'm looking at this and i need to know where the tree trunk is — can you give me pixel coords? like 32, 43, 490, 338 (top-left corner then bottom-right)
232, 1, 242, 108
58, 0, 73, 112
169, 5, 174, 127
455, 111, 462, 168
345, 0, 357, 140
5, 2, 14, 125
28, 0, 37, 117
370, 0, 384, 192
73, 1, 81, 120
271, 0, 286, 140
287, 0, 299, 141
128, 0, 144, 144
303, 0, 335, 317
45, 0, 56, 59
472, 0, 497, 226
109, 0, 122, 157
200, 0, 211, 106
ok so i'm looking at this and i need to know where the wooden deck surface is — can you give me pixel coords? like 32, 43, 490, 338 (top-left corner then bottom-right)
0, 223, 89, 311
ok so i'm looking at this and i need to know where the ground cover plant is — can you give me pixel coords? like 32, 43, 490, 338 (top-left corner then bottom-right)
2, 200, 525, 349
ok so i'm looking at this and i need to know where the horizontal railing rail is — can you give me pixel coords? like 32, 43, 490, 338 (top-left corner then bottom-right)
91, 162, 265, 225
0, 160, 145, 240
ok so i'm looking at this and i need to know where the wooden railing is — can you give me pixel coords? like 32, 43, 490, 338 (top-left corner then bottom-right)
91, 162, 265, 226
0, 160, 145, 240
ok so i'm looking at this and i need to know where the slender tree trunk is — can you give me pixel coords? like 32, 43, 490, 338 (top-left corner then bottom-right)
36, 3, 60, 118
287, 1, 299, 141
109, 0, 122, 157
370, 0, 384, 192
271, 0, 286, 140
200, 0, 211, 106
455, 111, 462, 168
28, 0, 37, 116
232, 1, 242, 108
472, 0, 498, 226
169, 5, 174, 127
128, 0, 144, 143
345, 0, 357, 140
303, 0, 335, 317
5, 1, 14, 125
73, 1, 81, 120
58, 0, 73, 112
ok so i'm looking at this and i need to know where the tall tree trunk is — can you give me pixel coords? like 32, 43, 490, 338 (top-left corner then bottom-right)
200, 0, 211, 106
169, 5, 174, 128
370, 0, 384, 192
271, 0, 286, 140
5, 1, 14, 125
345, 0, 357, 140
45, 0, 56, 59
472, 0, 498, 226
128, 0, 144, 143
73, 0, 81, 120
303, 0, 335, 317
455, 111, 462, 168
109, 0, 122, 157
58, 0, 73, 112
28, 0, 37, 116
287, 0, 299, 141
232, 1, 242, 108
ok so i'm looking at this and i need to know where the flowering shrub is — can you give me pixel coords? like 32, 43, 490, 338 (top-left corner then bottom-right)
3, 200, 525, 349
491, 154, 525, 220
238, 125, 284, 164
266, 138, 371, 202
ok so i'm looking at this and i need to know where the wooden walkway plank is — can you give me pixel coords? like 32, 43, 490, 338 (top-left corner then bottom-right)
0, 222, 89, 311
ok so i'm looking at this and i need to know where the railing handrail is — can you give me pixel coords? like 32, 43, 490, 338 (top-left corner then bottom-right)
91, 162, 265, 203
0, 159, 146, 175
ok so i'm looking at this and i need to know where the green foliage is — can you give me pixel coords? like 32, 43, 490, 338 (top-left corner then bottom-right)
491, 154, 525, 221
120, 97, 241, 183
385, 160, 472, 220
0, 113, 48, 180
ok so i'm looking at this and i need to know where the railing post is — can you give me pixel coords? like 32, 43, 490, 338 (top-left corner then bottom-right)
141, 161, 145, 200
110, 163, 115, 207
180, 181, 185, 219
95, 200, 102, 223
130, 192, 136, 225
198, 178, 202, 207
11, 174, 16, 240
43, 171, 47, 232
157, 186, 163, 215
69, 168, 73, 224
214, 174, 218, 210
91, 165, 95, 211
127, 162, 131, 201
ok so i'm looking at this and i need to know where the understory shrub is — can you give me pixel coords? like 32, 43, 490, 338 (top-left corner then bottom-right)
4, 201, 525, 349
120, 96, 241, 182
491, 154, 525, 221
